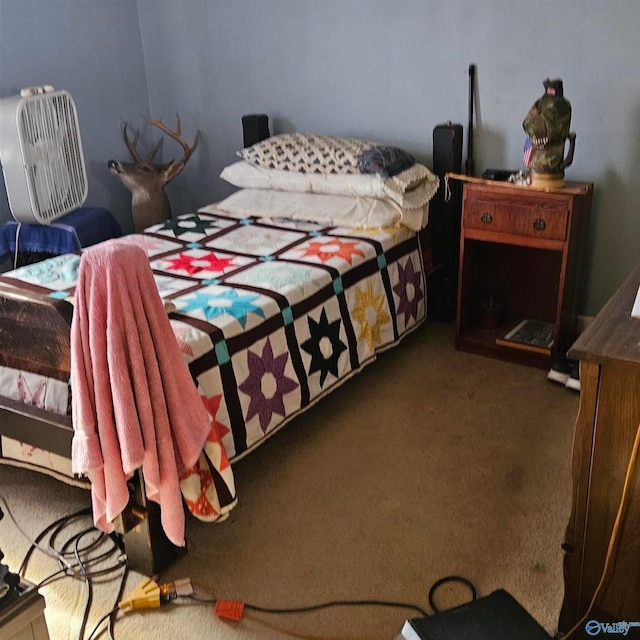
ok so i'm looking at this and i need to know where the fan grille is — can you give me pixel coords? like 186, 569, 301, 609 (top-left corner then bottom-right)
17, 91, 88, 223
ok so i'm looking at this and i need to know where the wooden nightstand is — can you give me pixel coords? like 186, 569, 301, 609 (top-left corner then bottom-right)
451, 174, 593, 368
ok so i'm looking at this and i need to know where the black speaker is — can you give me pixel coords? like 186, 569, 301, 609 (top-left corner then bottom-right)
433, 123, 463, 178
241, 114, 270, 148
427, 123, 463, 323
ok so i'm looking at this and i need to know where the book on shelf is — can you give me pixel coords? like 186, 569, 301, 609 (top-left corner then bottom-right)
495, 319, 554, 354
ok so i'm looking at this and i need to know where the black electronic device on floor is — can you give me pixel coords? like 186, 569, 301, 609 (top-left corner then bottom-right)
399, 589, 551, 640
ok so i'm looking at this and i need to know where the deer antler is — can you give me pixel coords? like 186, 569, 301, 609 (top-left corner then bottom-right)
123, 123, 163, 163
122, 124, 144, 164
144, 113, 200, 165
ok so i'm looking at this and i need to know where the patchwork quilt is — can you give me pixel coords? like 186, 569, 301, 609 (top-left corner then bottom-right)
0, 209, 426, 518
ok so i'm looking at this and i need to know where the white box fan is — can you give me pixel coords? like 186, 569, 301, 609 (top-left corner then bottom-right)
0, 85, 88, 224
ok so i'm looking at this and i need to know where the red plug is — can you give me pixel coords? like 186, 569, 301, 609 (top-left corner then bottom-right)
215, 599, 245, 621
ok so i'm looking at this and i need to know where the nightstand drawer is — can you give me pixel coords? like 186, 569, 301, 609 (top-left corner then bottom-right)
463, 200, 511, 234
463, 194, 568, 241
517, 204, 568, 240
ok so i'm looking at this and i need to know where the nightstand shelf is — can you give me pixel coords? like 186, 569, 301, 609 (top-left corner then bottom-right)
456, 322, 553, 367
452, 175, 593, 368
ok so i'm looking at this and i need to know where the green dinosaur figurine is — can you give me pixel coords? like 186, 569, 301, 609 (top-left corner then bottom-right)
523, 78, 576, 185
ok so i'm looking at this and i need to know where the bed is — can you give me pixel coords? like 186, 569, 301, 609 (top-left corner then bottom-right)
0, 132, 437, 572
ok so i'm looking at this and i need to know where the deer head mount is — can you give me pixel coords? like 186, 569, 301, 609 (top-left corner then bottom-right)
108, 114, 200, 232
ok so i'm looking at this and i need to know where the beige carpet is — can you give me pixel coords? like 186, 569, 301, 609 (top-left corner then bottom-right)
0, 322, 579, 640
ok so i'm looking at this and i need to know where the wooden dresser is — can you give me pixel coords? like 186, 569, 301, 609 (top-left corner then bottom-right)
558, 265, 640, 635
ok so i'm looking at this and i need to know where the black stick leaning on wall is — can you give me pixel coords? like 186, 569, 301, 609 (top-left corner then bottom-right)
465, 63, 476, 177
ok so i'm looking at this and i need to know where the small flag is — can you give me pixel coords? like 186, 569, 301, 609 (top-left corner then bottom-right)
523, 138, 533, 167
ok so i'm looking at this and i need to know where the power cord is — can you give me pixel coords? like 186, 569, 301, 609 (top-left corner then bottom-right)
0, 496, 87, 578
427, 575, 476, 613
221, 596, 431, 640
208, 577, 474, 640
243, 597, 429, 618
85, 567, 129, 640
109, 574, 474, 640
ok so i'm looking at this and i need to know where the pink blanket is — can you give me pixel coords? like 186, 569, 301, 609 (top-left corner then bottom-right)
70, 240, 226, 546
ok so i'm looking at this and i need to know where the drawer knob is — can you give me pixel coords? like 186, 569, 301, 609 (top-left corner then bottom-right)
533, 217, 547, 231
481, 212, 493, 224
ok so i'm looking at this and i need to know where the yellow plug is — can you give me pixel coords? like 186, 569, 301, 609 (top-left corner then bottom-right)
119, 578, 161, 610
118, 578, 193, 610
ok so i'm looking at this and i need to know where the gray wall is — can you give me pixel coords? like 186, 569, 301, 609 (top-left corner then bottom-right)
1, 0, 639, 317
0, 0, 151, 233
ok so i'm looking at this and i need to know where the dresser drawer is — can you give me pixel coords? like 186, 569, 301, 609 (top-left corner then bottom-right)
463, 191, 569, 241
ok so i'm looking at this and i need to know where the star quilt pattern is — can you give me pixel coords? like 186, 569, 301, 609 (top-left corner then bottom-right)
0, 210, 427, 519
